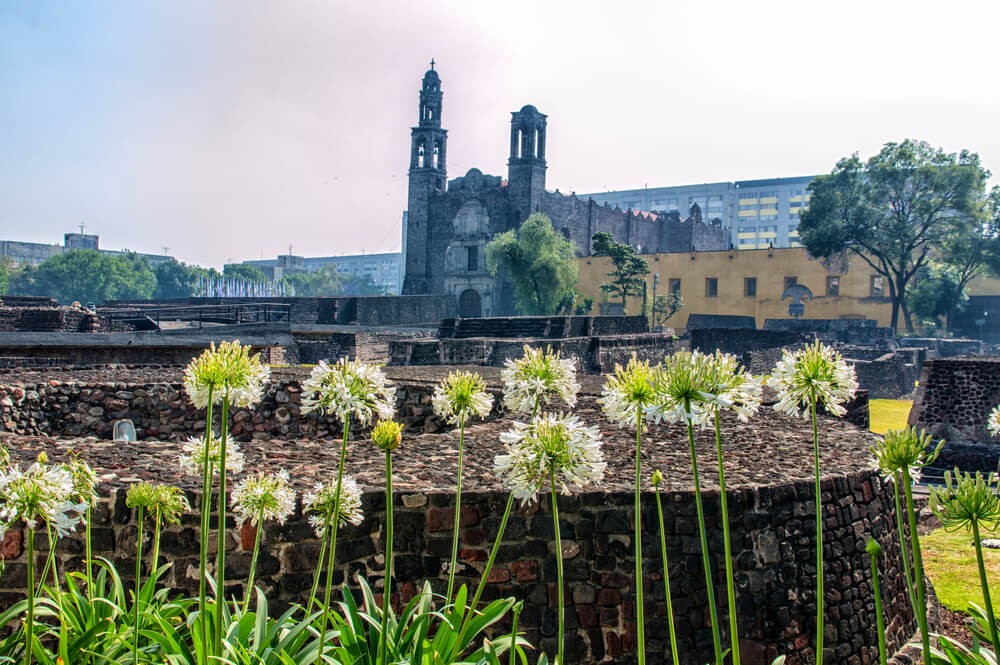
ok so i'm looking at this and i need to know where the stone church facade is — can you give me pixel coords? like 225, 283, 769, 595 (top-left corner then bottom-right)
401, 64, 727, 317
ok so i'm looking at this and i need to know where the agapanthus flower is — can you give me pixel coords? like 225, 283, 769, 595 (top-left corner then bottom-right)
66, 452, 98, 507
153, 485, 191, 525
700, 350, 763, 422
183, 340, 270, 409
178, 433, 245, 478
432, 370, 493, 424
768, 340, 858, 418
929, 468, 1000, 533
871, 426, 944, 485
0, 445, 9, 469
304, 476, 364, 537
126, 482, 162, 510
646, 349, 716, 426
300, 358, 396, 425
599, 356, 657, 428
372, 420, 403, 452
232, 470, 296, 527
0, 458, 86, 539
494, 413, 606, 505
988, 405, 1000, 437
501, 345, 579, 415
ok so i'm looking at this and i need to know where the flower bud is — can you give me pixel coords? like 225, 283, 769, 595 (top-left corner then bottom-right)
372, 420, 403, 452
651, 469, 664, 488
865, 537, 882, 557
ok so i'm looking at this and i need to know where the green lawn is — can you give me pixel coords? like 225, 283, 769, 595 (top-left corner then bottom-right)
923, 524, 1000, 613
869, 398, 912, 434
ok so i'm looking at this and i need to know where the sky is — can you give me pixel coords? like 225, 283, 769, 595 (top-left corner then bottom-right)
2, 1, 999, 269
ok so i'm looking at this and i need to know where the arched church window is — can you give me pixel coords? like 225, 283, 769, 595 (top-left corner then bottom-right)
417, 143, 425, 168
433, 143, 440, 169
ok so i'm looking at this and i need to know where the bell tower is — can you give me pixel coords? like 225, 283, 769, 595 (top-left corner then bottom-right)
402, 61, 448, 294
506, 104, 547, 225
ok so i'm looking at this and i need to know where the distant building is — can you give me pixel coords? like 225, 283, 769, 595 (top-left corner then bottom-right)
0, 233, 172, 267
243, 252, 403, 294
580, 176, 816, 250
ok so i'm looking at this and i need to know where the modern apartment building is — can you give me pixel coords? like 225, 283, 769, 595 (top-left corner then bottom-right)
243, 252, 403, 295
0, 233, 172, 267
580, 175, 815, 250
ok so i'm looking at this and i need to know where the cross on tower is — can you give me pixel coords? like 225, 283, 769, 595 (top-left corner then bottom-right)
430, 58, 435, 70
79, 222, 86, 234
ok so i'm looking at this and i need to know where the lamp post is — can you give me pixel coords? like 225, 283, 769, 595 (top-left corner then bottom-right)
651, 273, 660, 332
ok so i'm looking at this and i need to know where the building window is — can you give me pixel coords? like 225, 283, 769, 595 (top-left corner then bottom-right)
871, 275, 885, 297
705, 277, 718, 297
745, 277, 757, 297
784, 276, 798, 291
467, 246, 478, 271
669, 278, 681, 295
826, 276, 840, 296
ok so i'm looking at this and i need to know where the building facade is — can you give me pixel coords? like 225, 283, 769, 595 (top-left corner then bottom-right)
401, 64, 728, 317
243, 252, 402, 294
580, 175, 816, 250
0, 233, 171, 267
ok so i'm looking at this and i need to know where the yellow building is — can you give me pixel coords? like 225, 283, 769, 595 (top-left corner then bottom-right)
578, 247, 896, 330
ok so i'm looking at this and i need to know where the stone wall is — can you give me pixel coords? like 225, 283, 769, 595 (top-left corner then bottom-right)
439, 316, 649, 340
851, 353, 915, 400
762, 319, 894, 346
692, 329, 812, 356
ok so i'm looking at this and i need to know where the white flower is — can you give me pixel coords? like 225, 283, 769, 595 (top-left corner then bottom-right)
432, 370, 494, 424
501, 345, 579, 415
599, 356, 657, 429
988, 405, 1000, 437
494, 413, 606, 505
232, 470, 296, 527
645, 349, 716, 427
178, 434, 245, 478
183, 340, 270, 409
300, 358, 396, 425
304, 475, 364, 537
66, 453, 99, 507
767, 341, 858, 418
0, 460, 86, 539
700, 350, 763, 423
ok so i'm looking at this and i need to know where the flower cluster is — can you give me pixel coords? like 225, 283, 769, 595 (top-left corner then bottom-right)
178, 433, 245, 478
494, 413, 606, 505
600, 356, 657, 429
501, 345, 579, 415
183, 340, 270, 409
432, 370, 493, 424
988, 404, 1000, 437
66, 451, 98, 507
300, 358, 396, 425
304, 476, 364, 537
871, 426, 944, 484
372, 420, 403, 452
929, 468, 1000, 532
646, 349, 716, 426
126, 482, 190, 524
232, 470, 296, 527
0, 455, 87, 539
768, 340, 858, 418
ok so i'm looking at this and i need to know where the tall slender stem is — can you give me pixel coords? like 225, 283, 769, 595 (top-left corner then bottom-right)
214, 392, 231, 654
550, 468, 565, 665
243, 516, 265, 613
633, 407, 646, 665
902, 469, 930, 663
972, 519, 1000, 657
714, 412, 740, 665
151, 511, 163, 578
306, 530, 328, 613
654, 485, 680, 665
25, 527, 34, 665
318, 418, 351, 663
868, 544, 887, 665
447, 415, 466, 604
132, 506, 145, 665
686, 414, 722, 665
812, 401, 825, 665
379, 450, 395, 665
85, 505, 94, 601
891, 471, 918, 615
468, 494, 515, 617
508, 602, 522, 665
198, 388, 215, 665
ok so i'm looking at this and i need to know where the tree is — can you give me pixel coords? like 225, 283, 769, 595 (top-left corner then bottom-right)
223, 263, 268, 283
799, 139, 990, 332
650, 292, 683, 330
19, 250, 156, 304
154, 259, 201, 299
907, 263, 966, 333
0, 258, 11, 295
591, 231, 649, 313
485, 213, 578, 315
283, 264, 345, 296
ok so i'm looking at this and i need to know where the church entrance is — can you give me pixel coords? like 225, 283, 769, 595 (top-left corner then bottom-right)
458, 289, 482, 318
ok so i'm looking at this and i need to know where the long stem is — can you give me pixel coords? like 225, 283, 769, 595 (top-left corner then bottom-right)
25, 527, 34, 665
891, 471, 918, 616
306, 531, 328, 613
467, 494, 516, 621
902, 469, 930, 663
318, 418, 351, 663
811, 401, 825, 665
198, 388, 215, 665
214, 392, 231, 654
686, 414, 722, 665
633, 408, 646, 665
714, 411, 740, 665
508, 602, 522, 665
379, 450, 395, 665
151, 511, 163, 577
447, 415, 466, 604
132, 506, 145, 665
654, 485, 681, 665
550, 468, 565, 665
243, 515, 265, 613
868, 545, 887, 665
85, 505, 94, 601
972, 519, 1000, 656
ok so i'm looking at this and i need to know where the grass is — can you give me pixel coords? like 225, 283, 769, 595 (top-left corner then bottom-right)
923, 524, 1000, 612
869, 398, 912, 434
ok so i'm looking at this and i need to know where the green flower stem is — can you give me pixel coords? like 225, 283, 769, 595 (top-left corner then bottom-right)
972, 519, 1000, 656
902, 469, 930, 663
214, 391, 231, 655
132, 506, 145, 665
85, 505, 94, 600
891, 471, 918, 615
633, 407, 646, 665
653, 485, 680, 665
811, 401, 825, 665
243, 515, 265, 613
25, 527, 34, 665
447, 415, 466, 604
306, 531, 328, 613
685, 413, 723, 665
151, 511, 163, 577
198, 386, 215, 664
379, 449, 395, 665
714, 412, 740, 665
868, 545, 887, 665
35, 525, 59, 598
508, 602, 522, 665
318, 418, 351, 664
468, 493, 516, 615
550, 468, 565, 665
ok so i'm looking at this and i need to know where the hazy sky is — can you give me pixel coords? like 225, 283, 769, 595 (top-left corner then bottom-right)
2, 1, 998, 268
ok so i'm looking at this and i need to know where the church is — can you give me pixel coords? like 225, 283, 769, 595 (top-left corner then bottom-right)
401, 63, 727, 317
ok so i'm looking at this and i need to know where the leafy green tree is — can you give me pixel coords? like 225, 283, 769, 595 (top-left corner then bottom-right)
283, 264, 345, 296
650, 292, 683, 330
341, 273, 388, 296
907, 263, 966, 333
799, 139, 991, 332
22, 250, 156, 304
591, 231, 649, 314
223, 263, 268, 283
0, 258, 11, 295
486, 213, 578, 315
154, 259, 201, 299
